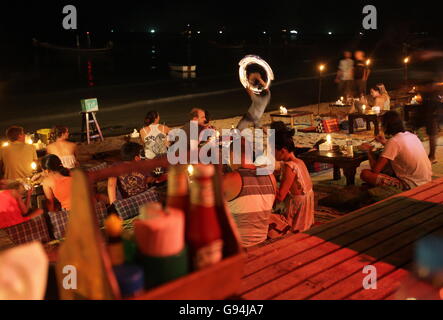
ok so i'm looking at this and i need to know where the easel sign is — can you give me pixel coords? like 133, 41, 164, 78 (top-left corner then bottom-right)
81, 98, 99, 113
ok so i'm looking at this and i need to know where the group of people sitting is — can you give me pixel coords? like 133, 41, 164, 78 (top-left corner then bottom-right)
0, 81, 437, 250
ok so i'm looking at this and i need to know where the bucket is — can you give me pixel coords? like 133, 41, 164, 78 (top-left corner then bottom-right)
36, 128, 52, 144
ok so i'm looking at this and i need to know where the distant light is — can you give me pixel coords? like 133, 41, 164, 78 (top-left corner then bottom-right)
2, 142, 9, 147
31, 162, 37, 170
359, 32, 363, 35
27, 138, 33, 145
219, 30, 223, 34
263, 31, 266, 34
150, 29, 156, 34
328, 31, 332, 35
111, 29, 114, 33
86, 32, 90, 35
319, 64, 325, 72
282, 29, 287, 32
197, 31, 201, 34
151, 50, 156, 54
290, 30, 298, 34
404, 57, 410, 64
366, 59, 371, 66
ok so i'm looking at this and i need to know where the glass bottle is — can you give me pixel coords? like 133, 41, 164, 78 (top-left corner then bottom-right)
187, 164, 223, 271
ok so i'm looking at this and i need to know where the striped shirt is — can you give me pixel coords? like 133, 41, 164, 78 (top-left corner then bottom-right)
228, 168, 276, 247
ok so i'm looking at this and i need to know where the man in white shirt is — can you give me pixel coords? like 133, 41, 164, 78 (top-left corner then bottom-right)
360, 111, 432, 190
336, 51, 354, 99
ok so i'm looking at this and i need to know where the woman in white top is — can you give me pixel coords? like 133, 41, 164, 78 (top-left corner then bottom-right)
370, 86, 390, 111
377, 83, 391, 110
46, 126, 78, 169
140, 111, 170, 160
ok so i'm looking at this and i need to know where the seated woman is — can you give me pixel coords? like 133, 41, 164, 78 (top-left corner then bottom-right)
268, 128, 315, 238
41, 154, 72, 212
370, 86, 390, 111
0, 180, 43, 228
47, 126, 78, 169
107, 142, 151, 204
377, 83, 391, 110
140, 111, 170, 160
360, 111, 432, 191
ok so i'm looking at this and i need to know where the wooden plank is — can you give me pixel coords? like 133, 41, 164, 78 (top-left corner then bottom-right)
247, 179, 443, 265
246, 197, 413, 268
307, 212, 443, 300
241, 202, 443, 299
244, 197, 435, 278
307, 179, 443, 236
349, 265, 412, 300
275, 242, 413, 300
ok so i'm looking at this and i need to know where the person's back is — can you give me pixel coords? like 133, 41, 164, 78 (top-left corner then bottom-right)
142, 124, 168, 159
0, 142, 36, 180
47, 140, 77, 169
0, 189, 28, 228
382, 132, 432, 188
51, 175, 73, 211
227, 168, 276, 247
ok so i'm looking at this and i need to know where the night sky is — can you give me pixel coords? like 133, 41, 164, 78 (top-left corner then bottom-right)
1, 0, 442, 39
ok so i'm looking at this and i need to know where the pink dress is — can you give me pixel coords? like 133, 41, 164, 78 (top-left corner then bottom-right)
270, 160, 315, 234
0, 190, 28, 229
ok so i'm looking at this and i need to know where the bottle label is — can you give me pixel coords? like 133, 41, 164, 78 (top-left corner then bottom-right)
193, 239, 223, 270
190, 179, 215, 207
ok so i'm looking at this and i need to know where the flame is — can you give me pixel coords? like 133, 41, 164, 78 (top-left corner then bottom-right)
319, 64, 325, 72
404, 57, 410, 64
187, 165, 194, 176
279, 106, 288, 115
326, 134, 332, 143
2, 142, 9, 147
31, 162, 37, 170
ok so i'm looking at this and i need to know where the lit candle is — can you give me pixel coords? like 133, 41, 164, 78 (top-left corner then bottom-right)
31, 162, 37, 171
340, 96, 344, 101
362, 105, 366, 113
27, 138, 33, 145
187, 165, 194, 177
326, 134, 332, 144
2, 141, 9, 147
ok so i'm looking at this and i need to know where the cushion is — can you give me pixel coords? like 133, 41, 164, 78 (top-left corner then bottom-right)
1, 214, 51, 246
321, 118, 340, 133
48, 201, 108, 240
114, 188, 160, 220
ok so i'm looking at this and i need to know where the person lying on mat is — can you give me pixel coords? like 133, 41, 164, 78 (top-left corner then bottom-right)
360, 111, 432, 191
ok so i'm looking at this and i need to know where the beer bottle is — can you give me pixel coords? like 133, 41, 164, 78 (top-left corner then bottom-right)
187, 164, 223, 270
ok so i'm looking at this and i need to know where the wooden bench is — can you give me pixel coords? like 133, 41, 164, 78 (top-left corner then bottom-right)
239, 178, 443, 300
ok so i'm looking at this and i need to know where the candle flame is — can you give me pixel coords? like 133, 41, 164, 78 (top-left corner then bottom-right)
326, 134, 332, 143
404, 57, 410, 64
27, 138, 33, 145
31, 162, 37, 170
2, 142, 9, 147
319, 64, 325, 72
366, 59, 371, 66
187, 165, 194, 176
279, 106, 288, 115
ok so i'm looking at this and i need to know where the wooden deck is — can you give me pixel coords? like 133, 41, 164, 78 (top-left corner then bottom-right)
239, 178, 443, 300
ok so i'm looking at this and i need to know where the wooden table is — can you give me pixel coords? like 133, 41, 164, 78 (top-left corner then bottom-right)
298, 150, 368, 186
270, 111, 314, 128
348, 112, 381, 135
329, 103, 352, 116
239, 178, 443, 300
